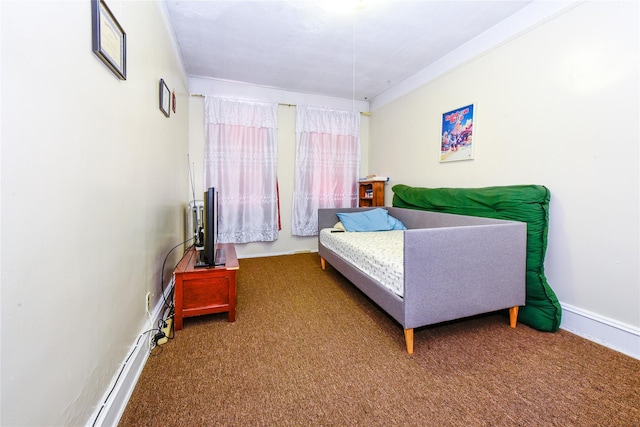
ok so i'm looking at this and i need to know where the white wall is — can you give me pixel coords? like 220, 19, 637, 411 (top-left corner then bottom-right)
188, 78, 370, 258
1, 1, 190, 425
369, 2, 639, 338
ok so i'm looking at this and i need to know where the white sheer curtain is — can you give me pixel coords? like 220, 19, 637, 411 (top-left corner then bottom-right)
204, 97, 279, 243
292, 105, 360, 236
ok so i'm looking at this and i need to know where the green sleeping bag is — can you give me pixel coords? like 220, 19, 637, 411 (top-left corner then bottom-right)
392, 184, 561, 332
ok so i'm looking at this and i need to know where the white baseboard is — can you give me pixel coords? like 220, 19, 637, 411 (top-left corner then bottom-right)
560, 302, 640, 360
87, 279, 174, 427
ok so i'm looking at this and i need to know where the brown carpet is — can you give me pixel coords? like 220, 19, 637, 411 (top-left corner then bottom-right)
119, 253, 639, 426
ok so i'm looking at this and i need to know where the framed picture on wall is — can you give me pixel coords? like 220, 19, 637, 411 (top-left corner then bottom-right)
159, 79, 171, 117
440, 103, 475, 162
91, 0, 127, 80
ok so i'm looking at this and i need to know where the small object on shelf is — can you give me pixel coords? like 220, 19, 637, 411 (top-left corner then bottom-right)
359, 175, 390, 182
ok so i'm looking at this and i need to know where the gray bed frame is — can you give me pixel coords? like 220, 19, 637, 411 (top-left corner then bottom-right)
318, 207, 527, 354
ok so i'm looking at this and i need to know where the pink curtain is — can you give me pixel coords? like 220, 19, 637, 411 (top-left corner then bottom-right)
292, 105, 360, 236
204, 97, 279, 243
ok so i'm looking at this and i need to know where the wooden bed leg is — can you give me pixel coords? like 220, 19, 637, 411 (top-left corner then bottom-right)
509, 306, 519, 328
320, 257, 326, 270
404, 328, 414, 354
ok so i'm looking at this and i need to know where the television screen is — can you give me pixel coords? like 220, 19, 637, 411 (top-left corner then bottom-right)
195, 187, 218, 268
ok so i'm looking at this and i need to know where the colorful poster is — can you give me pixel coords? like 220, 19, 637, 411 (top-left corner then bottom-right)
440, 104, 475, 162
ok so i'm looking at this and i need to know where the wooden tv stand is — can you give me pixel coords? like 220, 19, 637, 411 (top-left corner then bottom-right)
173, 243, 239, 331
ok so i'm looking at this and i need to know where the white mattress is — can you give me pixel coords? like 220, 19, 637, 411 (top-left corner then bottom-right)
319, 228, 404, 297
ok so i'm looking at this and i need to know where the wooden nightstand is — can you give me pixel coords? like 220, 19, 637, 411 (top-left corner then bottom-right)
173, 243, 239, 330
358, 180, 385, 207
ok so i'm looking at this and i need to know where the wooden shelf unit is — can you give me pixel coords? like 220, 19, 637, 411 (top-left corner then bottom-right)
358, 180, 385, 207
173, 243, 239, 330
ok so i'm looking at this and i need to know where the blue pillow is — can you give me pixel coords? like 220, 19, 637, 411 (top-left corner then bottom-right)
336, 208, 406, 232
387, 215, 407, 230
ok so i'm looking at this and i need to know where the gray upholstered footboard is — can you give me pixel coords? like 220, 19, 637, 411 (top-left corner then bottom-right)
317, 207, 527, 354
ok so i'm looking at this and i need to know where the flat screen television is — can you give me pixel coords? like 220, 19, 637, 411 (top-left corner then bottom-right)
195, 187, 224, 268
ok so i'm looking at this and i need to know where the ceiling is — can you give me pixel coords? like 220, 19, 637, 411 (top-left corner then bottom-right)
164, 1, 533, 102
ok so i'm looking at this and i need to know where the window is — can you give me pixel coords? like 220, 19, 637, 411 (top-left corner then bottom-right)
204, 97, 279, 243
292, 105, 360, 236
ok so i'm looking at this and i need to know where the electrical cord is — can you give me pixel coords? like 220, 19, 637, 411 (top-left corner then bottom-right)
153, 237, 195, 348
154, 315, 175, 345
160, 237, 195, 313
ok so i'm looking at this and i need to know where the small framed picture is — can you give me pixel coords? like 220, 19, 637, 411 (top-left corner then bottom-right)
172, 91, 176, 113
440, 103, 475, 162
159, 79, 171, 117
91, 0, 126, 80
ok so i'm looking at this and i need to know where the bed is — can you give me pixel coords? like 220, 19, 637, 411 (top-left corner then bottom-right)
392, 184, 562, 333
318, 206, 527, 354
